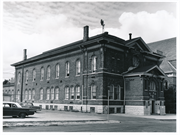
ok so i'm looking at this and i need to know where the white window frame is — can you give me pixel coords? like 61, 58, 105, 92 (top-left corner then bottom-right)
65, 87, 69, 100
65, 62, 70, 77
46, 88, 50, 100
41, 67, 44, 81
33, 69, 36, 81
51, 87, 54, 100
70, 86, 74, 100
28, 90, 31, 100
40, 89, 43, 100
76, 86, 80, 100
76, 60, 81, 75
55, 87, 59, 100
47, 66, 51, 80
25, 70, 28, 83
91, 84, 96, 99
56, 64, 59, 79
91, 56, 97, 72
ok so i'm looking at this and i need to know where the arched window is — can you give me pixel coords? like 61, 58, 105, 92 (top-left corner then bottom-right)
149, 81, 156, 91
55, 64, 59, 79
25, 89, 28, 100
47, 66, 51, 80
33, 69, 36, 81
29, 90, 32, 100
46, 88, 50, 100
70, 86, 74, 99
40, 88, 43, 100
65, 61, 70, 77
76, 60, 81, 75
51, 87, 54, 100
65, 86, 69, 99
76, 86, 80, 100
91, 84, 96, 99
40, 67, 44, 80
25, 70, 28, 83
55, 87, 59, 100
32, 89, 35, 100
18, 72, 21, 84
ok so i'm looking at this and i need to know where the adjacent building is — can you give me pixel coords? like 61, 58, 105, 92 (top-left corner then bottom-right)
3, 78, 15, 101
11, 26, 168, 115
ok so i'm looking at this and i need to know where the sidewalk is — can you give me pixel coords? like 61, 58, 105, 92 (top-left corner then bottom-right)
111, 113, 176, 121
3, 110, 119, 127
3, 110, 176, 127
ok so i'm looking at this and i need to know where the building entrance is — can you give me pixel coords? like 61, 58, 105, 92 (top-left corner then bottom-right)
150, 100, 160, 114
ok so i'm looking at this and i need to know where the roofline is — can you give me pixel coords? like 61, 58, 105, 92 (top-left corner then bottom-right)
146, 65, 166, 76
11, 32, 127, 67
168, 61, 176, 71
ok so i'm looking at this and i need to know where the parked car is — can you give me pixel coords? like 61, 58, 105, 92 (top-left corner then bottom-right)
20, 102, 42, 112
3, 101, 35, 118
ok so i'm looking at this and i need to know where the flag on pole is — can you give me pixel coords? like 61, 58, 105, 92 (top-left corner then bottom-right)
100, 19, 105, 26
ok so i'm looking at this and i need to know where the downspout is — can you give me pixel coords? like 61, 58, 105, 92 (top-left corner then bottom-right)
122, 75, 126, 113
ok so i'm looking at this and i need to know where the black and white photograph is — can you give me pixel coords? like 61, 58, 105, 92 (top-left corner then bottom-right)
1, 0, 179, 133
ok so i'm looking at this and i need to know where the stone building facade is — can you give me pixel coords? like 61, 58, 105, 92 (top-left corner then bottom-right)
11, 26, 167, 115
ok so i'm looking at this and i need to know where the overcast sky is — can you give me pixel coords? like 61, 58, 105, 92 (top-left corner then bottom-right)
1, 1, 178, 80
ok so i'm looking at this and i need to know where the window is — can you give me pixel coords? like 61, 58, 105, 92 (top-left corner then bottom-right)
47, 88, 50, 100
25, 70, 28, 83
55, 64, 59, 78
91, 56, 97, 72
11, 90, 14, 101
25, 90, 28, 100
47, 66, 51, 80
40, 88, 43, 100
17, 90, 20, 101
126, 81, 130, 91
32, 89, 35, 100
29, 90, 32, 100
18, 72, 21, 84
114, 86, 121, 100
55, 87, 59, 100
76, 60, 81, 75
70, 86, 74, 99
91, 84, 96, 99
109, 85, 114, 100
149, 81, 156, 91
76, 86, 80, 100
144, 79, 148, 91
163, 81, 168, 90
33, 69, 36, 81
65, 62, 70, 77
51, 87, 54, 100
65, 87, 69, 99
40, 67, 44, 80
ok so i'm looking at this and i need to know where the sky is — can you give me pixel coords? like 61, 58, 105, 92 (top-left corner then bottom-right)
1, 0, 178, 81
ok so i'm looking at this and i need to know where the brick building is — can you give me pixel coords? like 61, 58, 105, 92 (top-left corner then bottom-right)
11, 26, 167, 115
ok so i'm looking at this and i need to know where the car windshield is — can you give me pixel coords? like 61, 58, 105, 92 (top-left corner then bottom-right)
15, 103, 22, 108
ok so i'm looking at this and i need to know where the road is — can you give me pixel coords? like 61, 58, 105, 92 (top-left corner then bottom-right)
3, 114, 176, 132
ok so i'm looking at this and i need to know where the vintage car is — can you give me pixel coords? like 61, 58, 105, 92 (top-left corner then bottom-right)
20, 102, 41, 112
3, 101, 35, 118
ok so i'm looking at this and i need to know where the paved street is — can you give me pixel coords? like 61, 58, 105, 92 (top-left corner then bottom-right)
3, 110, 176, 132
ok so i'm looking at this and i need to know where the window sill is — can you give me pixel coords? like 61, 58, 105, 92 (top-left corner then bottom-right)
55, 77, 59, 79
76, 75, 80, 77
65, 76, 69, 78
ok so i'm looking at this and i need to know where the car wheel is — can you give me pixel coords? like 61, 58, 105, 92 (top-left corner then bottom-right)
19, 113, 26, 118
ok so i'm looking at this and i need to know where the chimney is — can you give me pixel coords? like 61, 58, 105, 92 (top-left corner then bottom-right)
129, 33, 132, 40
83, 26, 89, 41
24, 49, 27, 60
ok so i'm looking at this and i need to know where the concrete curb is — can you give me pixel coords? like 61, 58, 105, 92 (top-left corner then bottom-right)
3, 120, 121, 127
